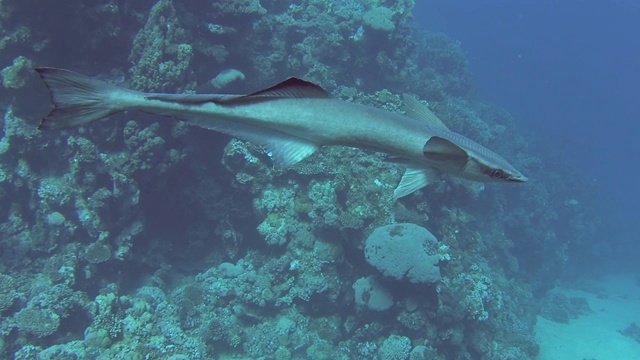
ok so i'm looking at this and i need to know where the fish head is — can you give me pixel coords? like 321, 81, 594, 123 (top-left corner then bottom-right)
423, 135, 528, 184
459, 156, 528, 183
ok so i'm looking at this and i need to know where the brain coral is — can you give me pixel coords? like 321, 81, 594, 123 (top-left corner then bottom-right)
84, 242, 112, 264
0, 273, 16, 312
352, 276, 394, 311
14, 307, 60, 337
365, 223, 441, 283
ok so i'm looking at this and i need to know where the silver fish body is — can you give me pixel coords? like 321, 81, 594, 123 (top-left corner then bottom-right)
36, 68, 527, 198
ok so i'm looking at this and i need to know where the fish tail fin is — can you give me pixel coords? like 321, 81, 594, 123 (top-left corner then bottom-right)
36, 67, 131, 130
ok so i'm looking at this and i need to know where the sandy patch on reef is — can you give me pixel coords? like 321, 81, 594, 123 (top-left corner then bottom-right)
536, 274, 640, 360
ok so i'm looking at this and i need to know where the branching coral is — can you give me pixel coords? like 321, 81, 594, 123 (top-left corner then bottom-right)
128, 0, 193, 91
1, 56, 33, 89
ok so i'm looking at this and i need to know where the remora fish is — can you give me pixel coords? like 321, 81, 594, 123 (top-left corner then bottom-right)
35, 68, 527, 198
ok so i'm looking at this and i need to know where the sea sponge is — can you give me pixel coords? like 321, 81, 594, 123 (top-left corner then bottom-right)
365, 223, 441, 283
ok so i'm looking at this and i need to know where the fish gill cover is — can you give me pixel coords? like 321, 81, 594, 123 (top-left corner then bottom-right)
0, 0, 607, 359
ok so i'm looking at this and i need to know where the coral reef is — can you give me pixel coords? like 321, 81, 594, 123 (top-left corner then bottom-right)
363, 7, 397, 32
210, 68, 246, 89
620, 322, 640, 344
1, 55, 32, 89
353, 276, 394, 311
0, 0, 607, 358
365, 223, 443, 283
128, 0, 194, 91
14, 307, 60, 338
539, 292, 592, 323
0, 273, 17, 313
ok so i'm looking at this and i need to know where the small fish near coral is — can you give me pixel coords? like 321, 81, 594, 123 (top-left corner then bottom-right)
35, 67, 527, 198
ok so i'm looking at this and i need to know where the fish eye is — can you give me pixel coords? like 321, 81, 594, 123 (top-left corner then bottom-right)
490, 169, 504, 179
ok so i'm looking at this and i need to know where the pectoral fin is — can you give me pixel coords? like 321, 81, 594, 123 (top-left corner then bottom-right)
423, 136, 468, 170
185, 115, 319, 168
223, 127, 319, 168
262, 137, 319, 168
394, 166, 442, 199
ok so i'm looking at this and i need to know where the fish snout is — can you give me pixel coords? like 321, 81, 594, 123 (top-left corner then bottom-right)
509, 174, 528, 183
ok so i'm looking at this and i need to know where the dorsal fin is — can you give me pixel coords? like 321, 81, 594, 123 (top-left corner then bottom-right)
403, 94, 449, 130
145, 78, 330, 105
245, 77, 331, 99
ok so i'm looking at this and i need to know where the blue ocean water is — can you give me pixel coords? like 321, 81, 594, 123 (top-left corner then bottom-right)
415, 2, 640, 357
415, 0, 640, 269
0, 1, 638, 359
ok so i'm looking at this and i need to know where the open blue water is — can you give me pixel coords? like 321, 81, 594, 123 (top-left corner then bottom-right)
416, 0, 640, 269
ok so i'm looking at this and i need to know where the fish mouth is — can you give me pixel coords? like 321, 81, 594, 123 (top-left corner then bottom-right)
509, 174, 529, 183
